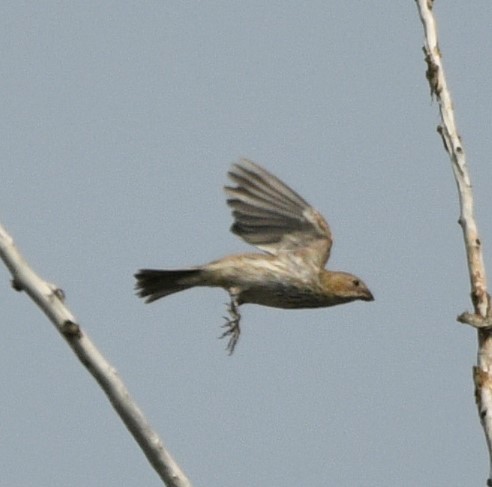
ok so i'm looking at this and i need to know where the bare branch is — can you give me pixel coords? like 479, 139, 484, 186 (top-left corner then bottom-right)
415, 0, 492, 480
0, 222, 192, 487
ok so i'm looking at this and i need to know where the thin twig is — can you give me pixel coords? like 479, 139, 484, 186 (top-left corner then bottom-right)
0, 222, 192, 487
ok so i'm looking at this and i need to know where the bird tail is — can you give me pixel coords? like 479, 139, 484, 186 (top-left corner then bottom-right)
134, 268, 203, 303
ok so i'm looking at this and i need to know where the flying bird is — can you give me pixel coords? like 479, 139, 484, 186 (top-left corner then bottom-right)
135, 159, 373, 353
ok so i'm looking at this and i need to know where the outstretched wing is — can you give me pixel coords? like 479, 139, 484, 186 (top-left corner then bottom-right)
224, 159, 332, 268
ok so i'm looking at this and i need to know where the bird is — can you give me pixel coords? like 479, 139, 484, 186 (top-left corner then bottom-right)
135, 159, 373, 353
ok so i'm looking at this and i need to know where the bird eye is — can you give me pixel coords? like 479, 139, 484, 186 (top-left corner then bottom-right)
353, 279, 360, 287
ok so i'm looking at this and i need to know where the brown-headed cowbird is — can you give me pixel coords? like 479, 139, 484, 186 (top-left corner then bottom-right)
135, 159, 373, 353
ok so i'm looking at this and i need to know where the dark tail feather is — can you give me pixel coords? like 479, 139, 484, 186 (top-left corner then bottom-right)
134, 268, 203, 303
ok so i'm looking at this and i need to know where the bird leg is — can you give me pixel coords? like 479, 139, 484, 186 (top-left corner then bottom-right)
220, 288, 241, 354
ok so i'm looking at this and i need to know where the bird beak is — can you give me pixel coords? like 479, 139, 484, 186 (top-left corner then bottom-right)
362, 290, 374, 302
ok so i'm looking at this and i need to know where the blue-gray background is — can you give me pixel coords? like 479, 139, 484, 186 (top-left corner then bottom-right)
1, 2, 491, 486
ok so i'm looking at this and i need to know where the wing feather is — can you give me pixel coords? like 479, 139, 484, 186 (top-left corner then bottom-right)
225, 159, 333, 268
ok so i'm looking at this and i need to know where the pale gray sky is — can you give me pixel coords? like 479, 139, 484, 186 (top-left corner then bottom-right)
1, 2, 492, 486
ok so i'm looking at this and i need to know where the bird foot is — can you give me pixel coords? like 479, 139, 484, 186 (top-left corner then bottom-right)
220, 316, 241, 355
219, 293, 241, 354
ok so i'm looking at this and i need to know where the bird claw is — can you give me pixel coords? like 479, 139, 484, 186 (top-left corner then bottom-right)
219, 317, 241, 354
219, 291, 241, 354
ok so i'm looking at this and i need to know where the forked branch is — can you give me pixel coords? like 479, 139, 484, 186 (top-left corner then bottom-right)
415, 0, 492, 482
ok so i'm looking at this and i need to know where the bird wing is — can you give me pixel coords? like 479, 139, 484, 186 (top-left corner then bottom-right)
224, 159, 333, 268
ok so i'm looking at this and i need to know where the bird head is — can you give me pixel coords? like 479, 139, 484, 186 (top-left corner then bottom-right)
320, 271, 374, 303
